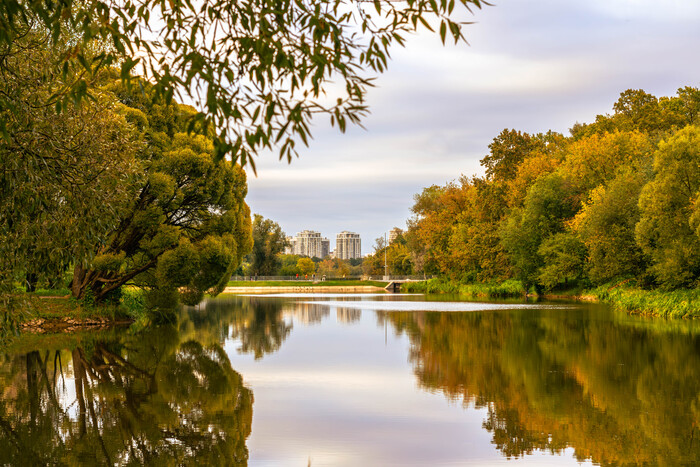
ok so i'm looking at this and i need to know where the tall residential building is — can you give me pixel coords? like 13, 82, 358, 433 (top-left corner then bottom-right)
284, 236, 295, 255
292, 230, 330, 258
388, 227, 404, 244
336, 231, 361, 260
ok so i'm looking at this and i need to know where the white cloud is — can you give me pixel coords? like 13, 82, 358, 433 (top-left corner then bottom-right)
587, 0, 700, 21
244, 0, 700, 253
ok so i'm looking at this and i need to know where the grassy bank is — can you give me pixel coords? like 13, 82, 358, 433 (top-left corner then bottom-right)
590, 285, 700, 319
3, 287, 148, 328
226, 280, 389, 288
402, 278, 527, 299
402, 277, 700, 318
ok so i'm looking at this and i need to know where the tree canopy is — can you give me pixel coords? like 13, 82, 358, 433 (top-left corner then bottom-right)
406, 86, 700, 292
247, 214, 288, 276
0, 0, 489, 167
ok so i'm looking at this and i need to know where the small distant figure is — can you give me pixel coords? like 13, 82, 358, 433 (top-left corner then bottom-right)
305, 274, 308, 280
296, 273, 299, 281
322, 274, 326, 281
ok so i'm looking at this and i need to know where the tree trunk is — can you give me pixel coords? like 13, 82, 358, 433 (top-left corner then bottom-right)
25, 272, 37, 292
71, 265, 87, 299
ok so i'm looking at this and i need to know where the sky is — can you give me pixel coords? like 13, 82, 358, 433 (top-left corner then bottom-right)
244, 0, 700, 255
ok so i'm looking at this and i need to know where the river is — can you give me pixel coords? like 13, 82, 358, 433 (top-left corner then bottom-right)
2, 293, 699, 466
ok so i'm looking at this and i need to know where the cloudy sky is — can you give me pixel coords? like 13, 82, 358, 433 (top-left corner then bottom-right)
245, 0, 700, 255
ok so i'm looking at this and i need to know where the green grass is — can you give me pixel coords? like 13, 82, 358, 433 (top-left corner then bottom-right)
402, 278, 527, 298
590, 284, 700, 319
226, 280, 389, 288
33, 287, 71, 296
3, 287, 148, 326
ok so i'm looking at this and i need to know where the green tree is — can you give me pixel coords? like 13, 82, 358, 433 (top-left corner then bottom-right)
499, 173, 579, 291
296, 257, 316, 276
481, 129, 545, 182
248, 215, 288, 276
0, 20, 140, 298
278, 254, 302, 276
637, 125, 700, 288
0, 0, 488, 166
561, 130, 653, 194
572, 170, 650, 284
536, 232, 587, 290
571, 88, 700, 139
318, 258, 351, 277
70, 84, 253, 307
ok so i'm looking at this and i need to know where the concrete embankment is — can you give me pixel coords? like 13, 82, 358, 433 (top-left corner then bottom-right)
222, 286, 386, 294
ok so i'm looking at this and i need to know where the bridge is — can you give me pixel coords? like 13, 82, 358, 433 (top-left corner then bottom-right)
382, 277, 423, 293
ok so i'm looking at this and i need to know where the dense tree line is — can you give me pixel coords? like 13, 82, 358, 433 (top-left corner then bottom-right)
405, 87, 700, 292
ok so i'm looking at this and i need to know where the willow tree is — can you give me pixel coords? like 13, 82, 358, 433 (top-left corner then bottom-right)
70, 82, 253, 306
0, 0, 488, 167
0, 20, 140, 299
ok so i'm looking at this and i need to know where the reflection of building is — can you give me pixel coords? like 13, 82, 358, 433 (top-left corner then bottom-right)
291, 230, 330, 258
336, 231, 361, 259
388, 227, 403, 244
286, 303, 330, 325
336, 307, 361, 324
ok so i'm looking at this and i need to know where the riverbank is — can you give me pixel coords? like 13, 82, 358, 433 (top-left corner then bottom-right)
223, 285, 386, 294
402, 278, 700, 318
223, 280, 390, 294
226, 280, 389, 287
2, 288, 146, 335
401, 278, 528, 299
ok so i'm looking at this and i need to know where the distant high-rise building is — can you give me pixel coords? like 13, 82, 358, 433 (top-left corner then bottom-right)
336, 231, 361, 259
284, 236, 295, 255
388, 227, 404, 244
292, 230, 330, 258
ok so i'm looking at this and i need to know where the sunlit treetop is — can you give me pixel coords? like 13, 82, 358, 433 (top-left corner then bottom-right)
0, 0, 488, 171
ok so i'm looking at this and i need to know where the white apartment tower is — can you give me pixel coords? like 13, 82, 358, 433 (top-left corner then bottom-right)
292, 230, 330, 258
336, 231, 361, 260
388, 227, 404, 244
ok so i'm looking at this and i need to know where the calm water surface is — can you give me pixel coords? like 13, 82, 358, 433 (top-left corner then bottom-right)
2, 294, 700, 466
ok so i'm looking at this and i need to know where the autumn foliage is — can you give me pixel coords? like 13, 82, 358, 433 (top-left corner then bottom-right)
406, 87, 700, 292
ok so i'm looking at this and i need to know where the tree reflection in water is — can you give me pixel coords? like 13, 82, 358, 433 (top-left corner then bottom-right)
0, 325, 252, 466
388, 307, 700, 466
5, 296, 700, 466
184, 296, 292, 359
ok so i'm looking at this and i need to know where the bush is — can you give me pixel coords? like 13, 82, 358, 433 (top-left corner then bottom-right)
591, 284, 700, 318
402, 278, 526, 298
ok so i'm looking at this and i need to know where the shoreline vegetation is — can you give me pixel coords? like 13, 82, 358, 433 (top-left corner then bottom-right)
10, 277, 700, 337
4, 287, 149, 335
5, 281, 392, 334
401, 278, 700, 319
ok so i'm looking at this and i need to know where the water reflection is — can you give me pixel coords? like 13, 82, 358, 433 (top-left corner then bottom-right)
336, 307, 361, 324
3, 296, 700, 465
288, 303, 330, 325
188, 296, 292, 359
388, 306, 700, 465
0, 326, 252, 465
